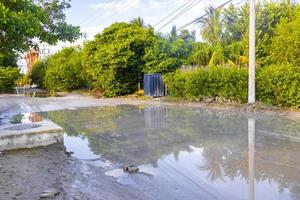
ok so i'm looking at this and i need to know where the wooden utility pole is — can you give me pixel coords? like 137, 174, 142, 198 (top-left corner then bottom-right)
248, 0, 256, 103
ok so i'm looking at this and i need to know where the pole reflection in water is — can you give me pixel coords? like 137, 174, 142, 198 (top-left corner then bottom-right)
248, 118, 255, 200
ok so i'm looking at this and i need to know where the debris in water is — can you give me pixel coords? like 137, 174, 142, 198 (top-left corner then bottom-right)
123, 165, 139, 173
65, 151, 74, 157
0, 151, 4, 156
40, 188, 59, 199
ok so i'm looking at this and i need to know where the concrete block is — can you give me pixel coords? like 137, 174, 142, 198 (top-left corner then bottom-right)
0, 121, 63, 151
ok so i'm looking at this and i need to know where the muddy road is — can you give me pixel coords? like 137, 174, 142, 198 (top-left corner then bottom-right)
0, 94, 300, 200
0, 143, 146, 200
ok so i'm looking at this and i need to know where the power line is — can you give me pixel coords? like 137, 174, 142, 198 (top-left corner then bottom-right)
94, 0, 136, 26
157, 0, 202, 31
78, 0, 111, 26
153, 0, 194, 28
177, 0, 233, 30
80, 0, 115, 25
83, 0, 123, 27
157, 0, 203, 31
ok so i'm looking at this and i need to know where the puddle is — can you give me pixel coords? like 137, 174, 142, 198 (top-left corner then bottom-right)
0, 112, 43, 125
3, 105, 300, 199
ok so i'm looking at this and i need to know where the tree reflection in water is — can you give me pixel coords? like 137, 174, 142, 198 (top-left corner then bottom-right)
41, 105, 300, 199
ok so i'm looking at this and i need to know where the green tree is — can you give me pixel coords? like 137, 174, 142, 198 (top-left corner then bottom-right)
269, 10, 300, 65
178, 29, 196, 43
0, 67, 20, 93
169, 25, 178, 43
199, 6, 223, 46
44, 47, 84, 92
83, 22, 156, 97
188, 42, 212, 67
0, 0, 81, 66
144, 28, 194, 74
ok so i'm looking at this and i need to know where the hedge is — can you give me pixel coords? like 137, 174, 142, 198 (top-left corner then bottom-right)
165, 67, 248, 103
165, 65, 300, 107
257, 64, 300, 107
0, 67, 20, 93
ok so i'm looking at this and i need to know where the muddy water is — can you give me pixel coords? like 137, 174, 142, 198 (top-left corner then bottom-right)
6, 105, 300, 200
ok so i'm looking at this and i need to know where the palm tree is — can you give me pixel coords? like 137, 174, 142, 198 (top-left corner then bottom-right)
198, 6, 223, 46
130, 17, 145, 27
198, 6, 236, 67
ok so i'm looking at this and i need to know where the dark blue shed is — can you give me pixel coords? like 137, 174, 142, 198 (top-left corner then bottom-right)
144, 73, 165, 97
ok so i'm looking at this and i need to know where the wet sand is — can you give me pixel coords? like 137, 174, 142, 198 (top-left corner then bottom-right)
0, 143, 146, 200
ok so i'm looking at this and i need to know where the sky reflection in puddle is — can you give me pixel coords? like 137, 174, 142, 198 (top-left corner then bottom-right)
4, 105, 300, 199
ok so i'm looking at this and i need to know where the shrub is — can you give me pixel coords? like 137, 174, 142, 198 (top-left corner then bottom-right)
0, 67, 20, 93
15, 74, 32, 87
166, 67, 248, 102
166, 65, 300, 107
83, 22, 156, 97
44, 47, 84, 93
31, 61, 46, 88
257, 64, 300, 107
164, 70, 192, 97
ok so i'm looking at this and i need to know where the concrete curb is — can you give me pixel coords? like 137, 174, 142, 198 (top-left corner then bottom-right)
0, 121, 63, 151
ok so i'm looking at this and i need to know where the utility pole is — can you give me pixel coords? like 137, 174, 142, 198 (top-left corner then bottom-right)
248, 0, 256, 103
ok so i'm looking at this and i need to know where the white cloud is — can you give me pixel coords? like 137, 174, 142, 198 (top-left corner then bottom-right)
91, 0, 142, 12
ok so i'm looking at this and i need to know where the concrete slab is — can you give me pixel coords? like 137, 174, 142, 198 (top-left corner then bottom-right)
0, 121, 63, 151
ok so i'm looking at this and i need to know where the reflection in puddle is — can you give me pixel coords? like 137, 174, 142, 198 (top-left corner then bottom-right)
248, 118, 255, 200
7, 105, 300, 199
0, 112, 43, 125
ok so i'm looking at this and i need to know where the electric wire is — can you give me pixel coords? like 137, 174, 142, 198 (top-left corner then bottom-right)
157, 0, 203, 31
177, 0, 234, 30
78, 0, 111, 26
153, 0, 195, 27
161, 160, 218, 200
80, 0, 121, 26
95, 0, 136, 25
181, 0, 247, 31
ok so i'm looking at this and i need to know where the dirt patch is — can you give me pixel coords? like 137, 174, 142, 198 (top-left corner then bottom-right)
0, 143, 146, 200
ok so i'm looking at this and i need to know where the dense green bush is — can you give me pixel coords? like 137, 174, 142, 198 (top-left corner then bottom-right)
0, 67, 20, 93
30, 61, 46, 88
257, 64, 300, 107
164, 70, 193, 97
166, 67, 249, 102
44, 47, 84, 92
166, 65, 300, 107
83, 22, 156, 97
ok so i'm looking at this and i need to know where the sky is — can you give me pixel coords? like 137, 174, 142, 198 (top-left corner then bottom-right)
66, 0, 226, 39
47, 0, 229, 52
